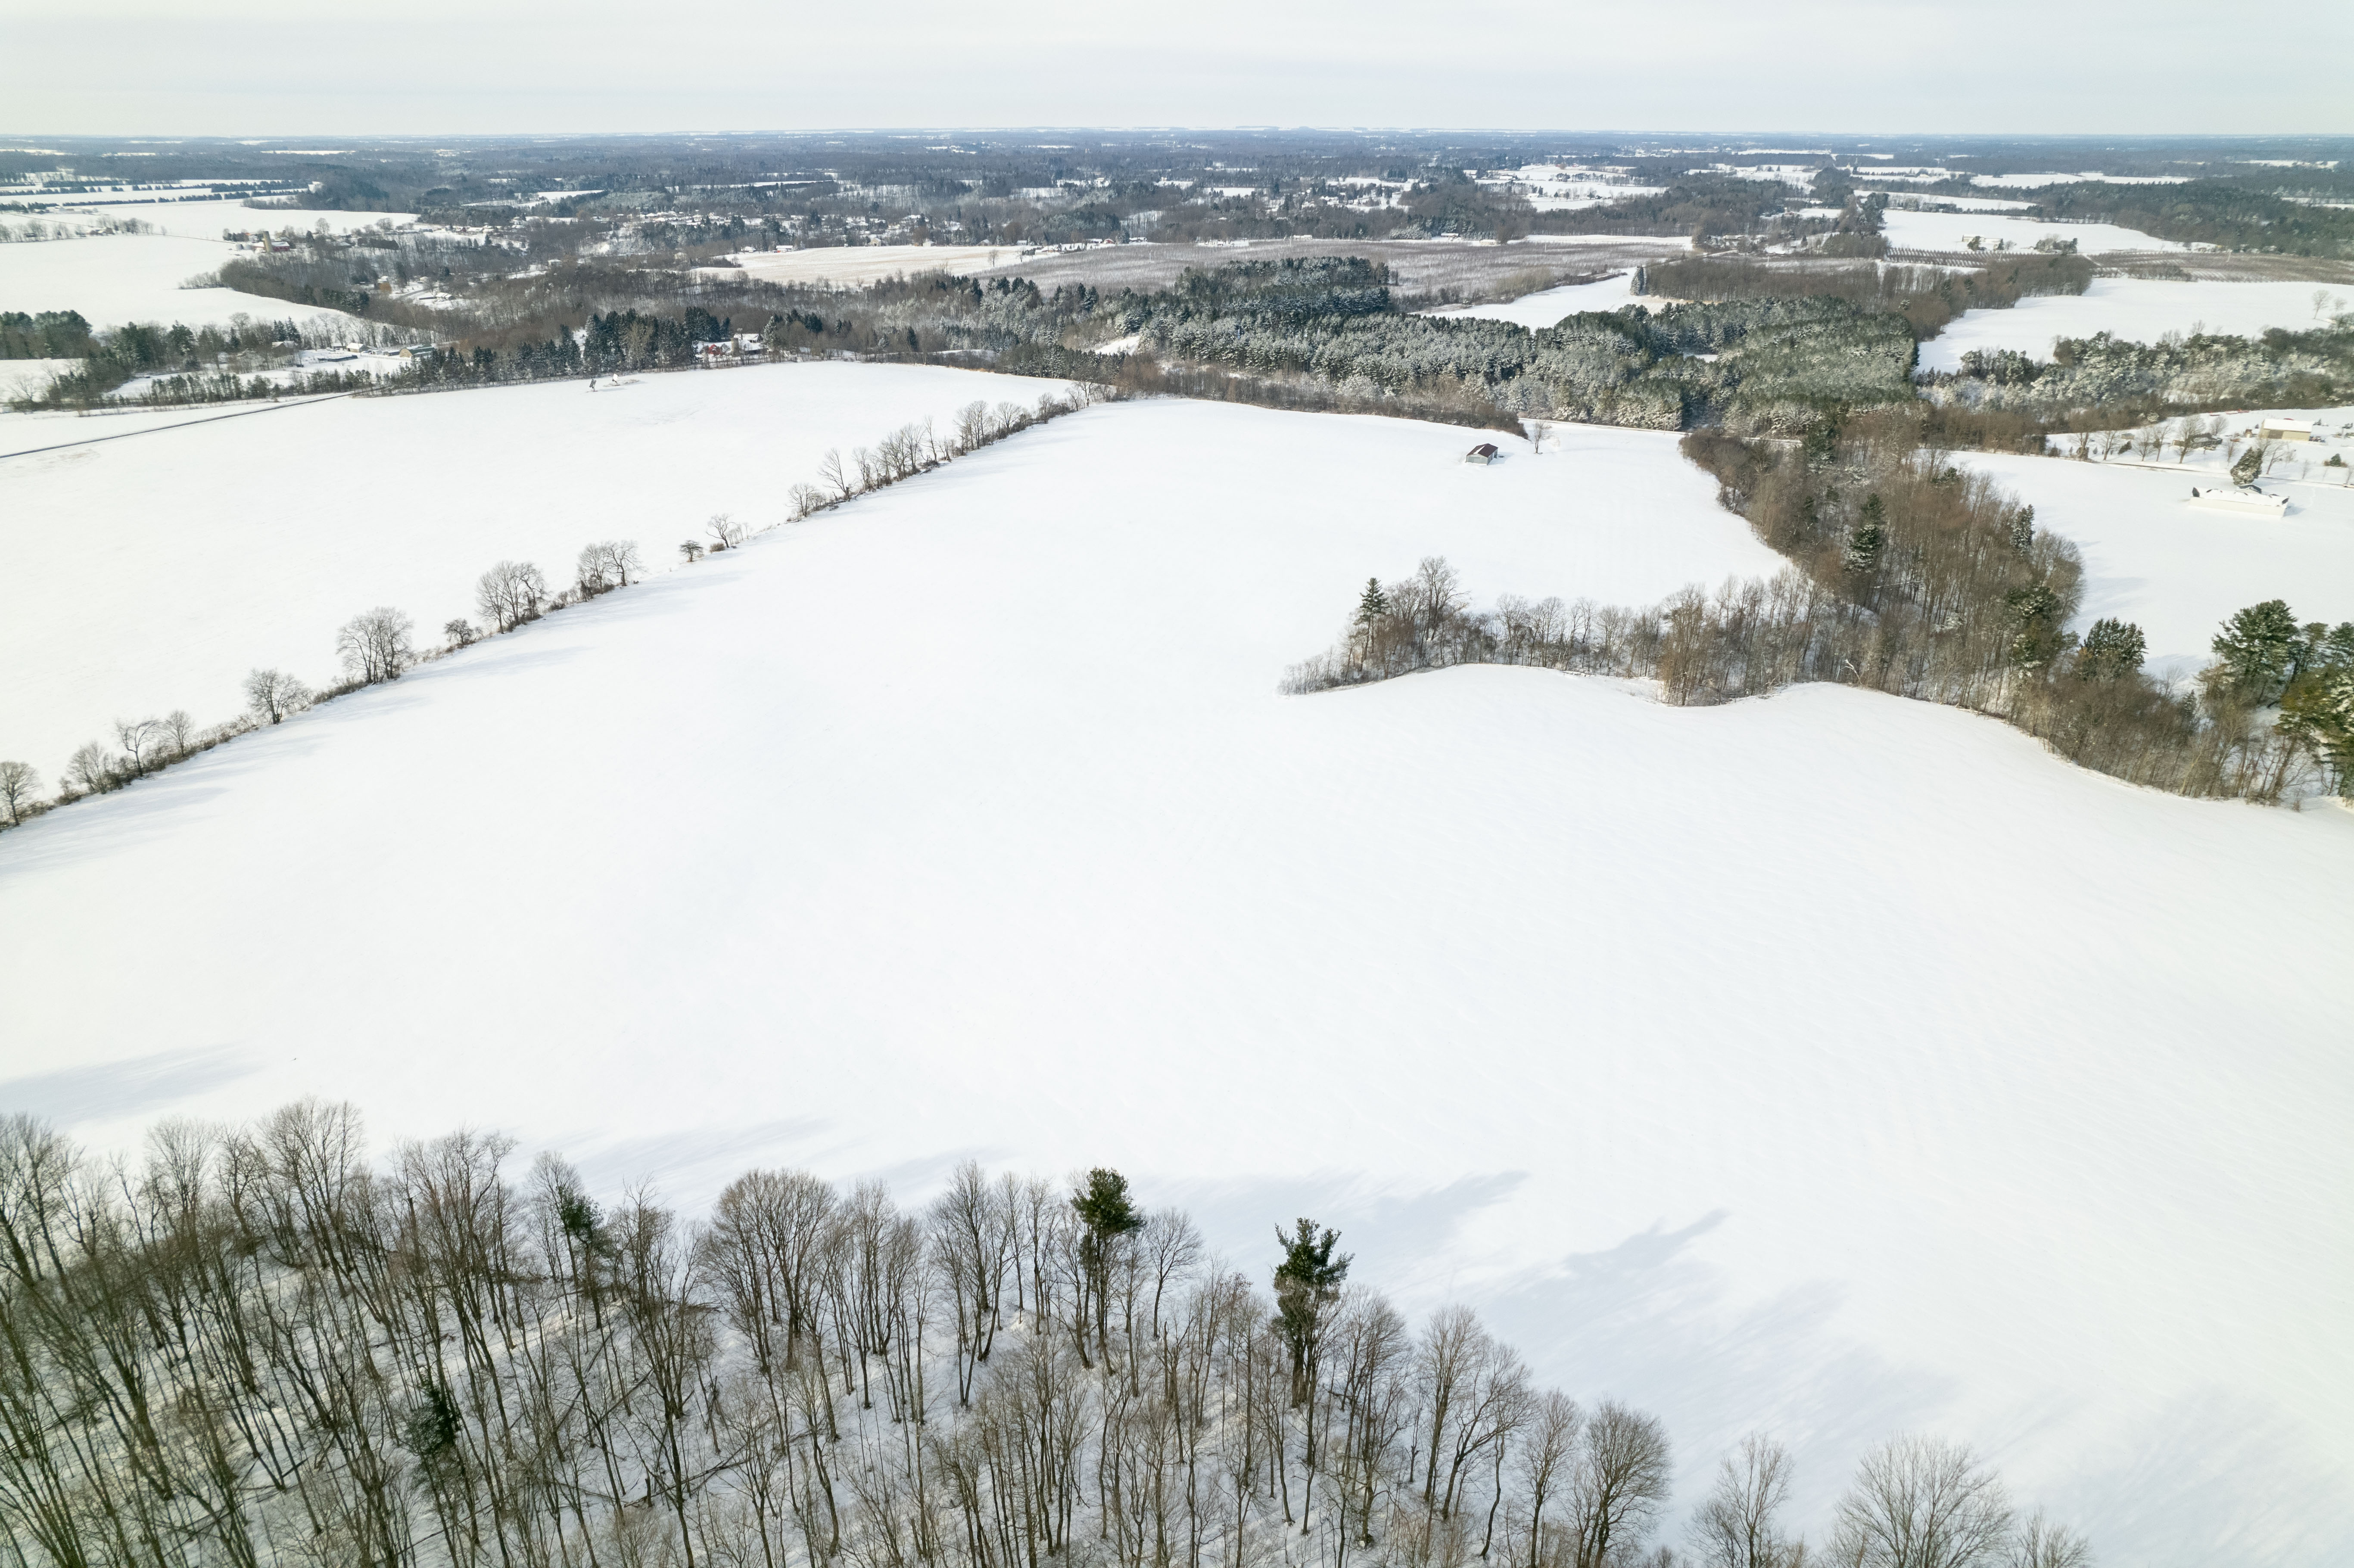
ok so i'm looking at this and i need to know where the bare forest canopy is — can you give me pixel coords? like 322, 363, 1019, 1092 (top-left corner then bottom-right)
0, 1104, 2097, 1568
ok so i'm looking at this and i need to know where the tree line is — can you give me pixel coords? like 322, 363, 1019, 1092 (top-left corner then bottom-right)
1635, 255, 2092, 342
1921, 316, 2354, 426
0, 389, 1106, 836
1284, 420, 2351, 804
0, 1104, 2094, 1568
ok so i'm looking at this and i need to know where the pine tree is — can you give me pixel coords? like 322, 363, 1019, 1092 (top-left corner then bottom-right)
1072, 1169, 1143, 1365
1354, 578, 1390, 629
1272, 1218, 1350, 1399
2077, 618, 2146, 680
2279, 667, 2354, 793
2008, 504, 2035, 553
2211, 599, 2304, 701
1842, 495, 1886, 573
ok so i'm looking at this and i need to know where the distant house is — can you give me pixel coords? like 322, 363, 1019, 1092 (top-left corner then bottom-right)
1465, 442, 1500, 465
2260, 418, 2313, 442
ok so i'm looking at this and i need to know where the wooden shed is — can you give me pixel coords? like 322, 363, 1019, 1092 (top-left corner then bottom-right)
1464, 442, 1500, 465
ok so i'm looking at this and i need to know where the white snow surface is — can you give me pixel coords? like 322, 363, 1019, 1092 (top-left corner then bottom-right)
0, 364, 1082, 772
1881, 209, 2184, 255
3, 397, 2351, 1568
713, 245, 1023, 286
1919, 278, 2352, 373
58, 200, 420, 240
1429, 271, 1639, 327
0, 230, 352, 331
1963, 432, 2354, 669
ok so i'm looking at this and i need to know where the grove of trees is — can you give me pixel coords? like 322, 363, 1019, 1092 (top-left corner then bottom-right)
0, 1106, 2091, 1568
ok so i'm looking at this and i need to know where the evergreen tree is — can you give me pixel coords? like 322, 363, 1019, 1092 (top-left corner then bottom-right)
2005, 583, 2070, 672
1842, 495, 1886, 573
1272, 1217, 1349, 1400
2211, 599, 2304, 701
1072, 1169, 1143, 1366
2077, 618, 2146, 680
1354, 578, 1390, 629
2279, 667, 2354, 792
2008, 504, 2035, 553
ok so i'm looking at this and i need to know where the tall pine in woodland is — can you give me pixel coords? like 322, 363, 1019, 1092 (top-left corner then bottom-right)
1272, 1218, 1350, 1402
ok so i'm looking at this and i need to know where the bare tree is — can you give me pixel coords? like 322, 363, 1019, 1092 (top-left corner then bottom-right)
706, 513, 745, 551
1517, 1390, 1584, 1568
2007, 1510, 2090, 1568
680, 540, 705, 563
1831, 1435, 2011, 1568
1569, 1401, 1673, 1568
113, 717, 161, 774
788, 482, 829, 520
443, 619, 477, 647
953, 401, 990, 454
243, 668, 310, 725
1691, 1433, 1800, 1568
336, 607, 414, 684
578, 538, 642, 590
476, 560, 548, 632
819, 448, 853, 501
0, 760, 40, 822
161, 710, 198, 759
65, 741, 113, 796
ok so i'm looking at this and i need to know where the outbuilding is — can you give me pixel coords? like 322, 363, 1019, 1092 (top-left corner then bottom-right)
2260, 418, 2313, 442
1464, 442, 1499, 465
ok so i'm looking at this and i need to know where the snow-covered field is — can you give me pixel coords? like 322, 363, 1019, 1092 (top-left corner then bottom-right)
0, 230, 352, 331
1, 393, 2348, 1568
1965, 417, 2354, 671
1429, 270, 1641, 327
0, 363, 1093, 773
1881, 209, 2183, 255
1919, 278, 2351, 372
53, 199, 419, 240
715, 244, 1025, 286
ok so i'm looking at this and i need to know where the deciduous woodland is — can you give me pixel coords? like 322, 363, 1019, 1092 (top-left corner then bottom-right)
0, 1107, 2090, 1568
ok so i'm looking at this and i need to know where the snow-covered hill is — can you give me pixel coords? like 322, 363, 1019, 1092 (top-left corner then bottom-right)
3, 396, 2348, 1568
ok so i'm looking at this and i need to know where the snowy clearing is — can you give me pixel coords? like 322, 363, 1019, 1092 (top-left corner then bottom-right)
1, 398, 2348, 1566
0, 230, 353, 331
0, 363, 1090, 772
1963, 426, 2354, 671
1881, 209, 2184, 255
1427, 271, 1641, 327
51, 199, 420, 240
1918, 277, 2352, 372
712, 244, 1028, 286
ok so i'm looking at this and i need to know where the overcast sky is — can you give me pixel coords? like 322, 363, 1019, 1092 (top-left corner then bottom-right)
5, 0, 2348, 138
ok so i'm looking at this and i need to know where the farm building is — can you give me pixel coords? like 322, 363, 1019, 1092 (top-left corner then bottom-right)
1465, 442, 1500, 465
2260, 418, 2313, 442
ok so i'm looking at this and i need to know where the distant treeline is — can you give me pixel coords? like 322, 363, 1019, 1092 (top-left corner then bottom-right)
1923, 318, 2354, 421
0, 311, 99, 359
1640, 252, 2093, 339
